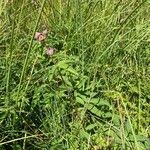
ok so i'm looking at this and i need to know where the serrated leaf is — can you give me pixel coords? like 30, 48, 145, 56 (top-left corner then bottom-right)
113, 115, 121, 127
76, 96, 85, 105
57, 61, 69, 69
80, 129, 90, 139
128, 135, 150, 142
66, 68, 78, 76
85, 123, 97, 131
62, 76, 72, 87
125, 120, 131, 135
90, 98, 111, 107
86, 103, 103, 117
102, 112, 112, 118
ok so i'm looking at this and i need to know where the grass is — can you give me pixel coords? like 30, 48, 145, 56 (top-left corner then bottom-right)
0, 0, 150, 149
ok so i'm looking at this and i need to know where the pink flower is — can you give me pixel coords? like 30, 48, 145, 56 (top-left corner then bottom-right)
34, 29, 48, 42
46, 47, 55, 56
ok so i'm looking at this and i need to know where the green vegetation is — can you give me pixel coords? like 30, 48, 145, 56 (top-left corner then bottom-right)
0, 0, 150, 149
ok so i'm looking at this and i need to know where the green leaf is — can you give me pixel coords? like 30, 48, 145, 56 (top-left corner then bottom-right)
102, 112, 112, 118
80, 129, 90, 139
66, 68, 78, 76
57, 61, 69, 69
62, 76, 72, 87
113, 115, 121, 127
85, 123, 97, 131
90, 98, 111, 107
86, 103, 103, 117
76, 95, 85, 105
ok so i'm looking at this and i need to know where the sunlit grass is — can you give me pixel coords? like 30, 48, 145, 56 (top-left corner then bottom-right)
0, 0, 150, 149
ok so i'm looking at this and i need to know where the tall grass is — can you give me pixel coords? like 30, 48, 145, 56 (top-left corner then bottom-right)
0, 0, 150, 149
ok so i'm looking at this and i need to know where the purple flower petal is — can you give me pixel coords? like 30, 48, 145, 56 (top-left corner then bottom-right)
35, 32, 41, 40
46, 47, 55, 56
34, 29, 48, 42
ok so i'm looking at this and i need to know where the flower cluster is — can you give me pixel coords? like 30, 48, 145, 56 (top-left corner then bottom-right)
34, 29, 55, 56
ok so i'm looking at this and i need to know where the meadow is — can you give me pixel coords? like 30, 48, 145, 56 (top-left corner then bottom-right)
0, 0, 150, 149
